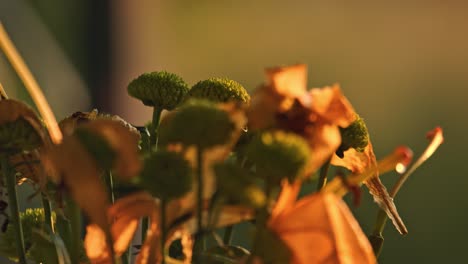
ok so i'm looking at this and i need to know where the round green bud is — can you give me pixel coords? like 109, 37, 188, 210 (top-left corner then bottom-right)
247, 131, 310, 184
189, 78, 250, 104
214, 162, 266, 208
336, 115, 369, 158
159, 99, 235, 149
127, 71, 189, 110
138, 150, 192, 200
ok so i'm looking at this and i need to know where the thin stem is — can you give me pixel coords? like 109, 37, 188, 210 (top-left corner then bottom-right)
142, 108, 162, 243
0, 82, 8, 99
223, 225, 234, 245
150, 108, 163, 148
161, 199, 167, 264
104, 171, 115, 204
41, 193, 54, 233
0, 22, 62, 144
193, 148, 205, 253
65, 196, 82, 264
316, 157, 331, 191
1, 156, 27, 263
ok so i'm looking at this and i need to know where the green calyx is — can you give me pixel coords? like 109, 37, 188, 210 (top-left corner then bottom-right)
127, 71, 189, 110
138, 150, 192, 200
214, 162, 266, 209
74, 128, 116, 171
159, 99, 235, 149
336, 115, 369, 158
247, 131, 310, 184
189, 78, 250, 104
0, 118, 42, 154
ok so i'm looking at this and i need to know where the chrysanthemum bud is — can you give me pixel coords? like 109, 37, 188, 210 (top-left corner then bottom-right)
189, 78, 250, 104
247, 131, 310, 184
336, 115, 369, 158
214, 162, 266, 208
127, 71, 189, 110
159, 99, 235, 149
137, 150, 192, 200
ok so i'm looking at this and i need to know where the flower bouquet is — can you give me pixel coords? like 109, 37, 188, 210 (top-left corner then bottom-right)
0, 23, 443, 264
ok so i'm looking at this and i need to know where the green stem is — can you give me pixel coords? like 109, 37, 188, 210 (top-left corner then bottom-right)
248, 181, 276, 263
369, 209, 387, 257
161, 199, 167, 264
142, 108, 162, 243
193, 148, 205, 254
65, 195, 81, 264
1, 156, 27, 263
104, 170, 115, 204
316, 157, 331, 191
150, 108, 162, 148
369, 166, 414, 257
223, 225, 234, 245
41, 193, 54, 233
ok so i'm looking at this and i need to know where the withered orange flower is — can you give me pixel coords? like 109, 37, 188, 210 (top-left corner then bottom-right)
269, 184, 376, 264
43, 119, 142, 231
331, 141, 408, 234
84, 190, 253, 264
247, 64, 355, 175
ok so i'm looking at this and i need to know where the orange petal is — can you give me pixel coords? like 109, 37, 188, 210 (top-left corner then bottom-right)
84, 224, 110, 263
46, 136, 109, 230
305, 123, 342, 174
83, 119, 142, 179
270, 193, 376, 264
271, 180, 302, 219
265, 64, 308, 99
308, 85, 355, 128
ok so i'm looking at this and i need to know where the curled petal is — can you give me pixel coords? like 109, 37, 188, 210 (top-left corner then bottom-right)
330, 142, 408, 234
390, 127, 444, 197
308, 85, 355, 128
265, 64, 308, 101
45, 136, 109, 230
305, 123, 342, 174
270, 193, 376, 264
82, 119, 142, 179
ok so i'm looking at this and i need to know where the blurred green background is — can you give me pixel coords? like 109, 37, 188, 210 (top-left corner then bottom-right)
0, 0, 464, 263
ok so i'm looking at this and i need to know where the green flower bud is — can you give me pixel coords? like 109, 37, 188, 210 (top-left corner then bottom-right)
159, 99, 235, 149
214, 163, 266, 208
247, 131, 310, 184
138, 150, 192, 200
189, 78, 250, 104
336, 115, 369, 158
127, 71, 189, 110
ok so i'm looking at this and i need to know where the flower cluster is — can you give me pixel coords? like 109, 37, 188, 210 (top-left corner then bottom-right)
0, 64, 443, 264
